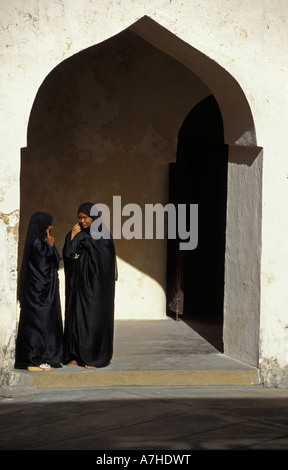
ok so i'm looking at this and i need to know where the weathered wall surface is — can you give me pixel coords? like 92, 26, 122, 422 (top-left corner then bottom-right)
19, 29, 209, 320
224, 145, 263, 367
1, 0, 288, 386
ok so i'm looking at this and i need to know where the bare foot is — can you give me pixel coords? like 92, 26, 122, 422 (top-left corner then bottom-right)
67, 360, 78, 367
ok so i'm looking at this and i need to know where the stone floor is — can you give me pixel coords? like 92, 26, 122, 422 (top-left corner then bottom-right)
14, 317, 259, 390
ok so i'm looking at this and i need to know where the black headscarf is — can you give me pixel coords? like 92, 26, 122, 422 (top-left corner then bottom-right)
78, 202, 98, 220
78, 202, 113, 243
18, 212, 53, 304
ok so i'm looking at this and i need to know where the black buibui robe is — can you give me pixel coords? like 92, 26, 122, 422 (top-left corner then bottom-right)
62, 204, 117, 368
15, 212, 63, 369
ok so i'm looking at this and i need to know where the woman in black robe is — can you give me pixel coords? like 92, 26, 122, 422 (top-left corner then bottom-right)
63, 202, 117, 368
15, 212, 63, 371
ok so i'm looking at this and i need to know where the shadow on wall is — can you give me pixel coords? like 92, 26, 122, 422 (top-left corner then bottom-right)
19, 27, 210, 296
18, 17, 260, 328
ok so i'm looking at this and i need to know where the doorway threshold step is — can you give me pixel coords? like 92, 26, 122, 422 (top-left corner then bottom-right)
29, 364, 259, 388
21, 319, 261, 389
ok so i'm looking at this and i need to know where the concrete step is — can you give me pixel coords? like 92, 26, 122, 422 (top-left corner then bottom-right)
28, 319, 260, 389
30, 364, 259, 389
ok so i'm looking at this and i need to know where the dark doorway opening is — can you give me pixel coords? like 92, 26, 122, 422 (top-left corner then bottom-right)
167, 95, 228, 352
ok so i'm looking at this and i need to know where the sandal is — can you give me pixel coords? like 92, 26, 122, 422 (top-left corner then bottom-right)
27, 363, 54, 372
85, 365, 96, 369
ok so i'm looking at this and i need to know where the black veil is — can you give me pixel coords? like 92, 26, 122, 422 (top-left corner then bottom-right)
18, 211, 53, 305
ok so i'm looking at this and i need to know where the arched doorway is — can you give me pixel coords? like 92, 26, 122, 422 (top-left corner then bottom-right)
19, 16, 262, 367
167, 95, 228, 351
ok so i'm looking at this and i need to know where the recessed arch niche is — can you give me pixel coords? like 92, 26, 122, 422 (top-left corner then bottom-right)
19, 16, 262, 367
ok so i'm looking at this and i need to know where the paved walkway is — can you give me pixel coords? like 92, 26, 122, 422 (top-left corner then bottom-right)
2, 318, 288, 451
1, 385, 288, 451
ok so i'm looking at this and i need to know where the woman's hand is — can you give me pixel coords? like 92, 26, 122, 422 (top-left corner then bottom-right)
45, 225, 55, 246
71, 223, 82, 240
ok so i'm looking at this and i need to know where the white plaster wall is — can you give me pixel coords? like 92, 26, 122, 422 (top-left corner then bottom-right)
1, 0, 288, 384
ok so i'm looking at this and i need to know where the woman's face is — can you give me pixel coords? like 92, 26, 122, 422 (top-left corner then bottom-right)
78, 212, 93, 229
